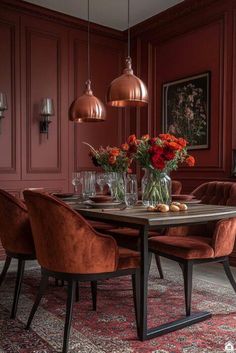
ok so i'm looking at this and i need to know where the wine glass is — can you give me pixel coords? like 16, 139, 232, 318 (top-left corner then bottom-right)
72, 172, 81, 194
124, 174, 138, 208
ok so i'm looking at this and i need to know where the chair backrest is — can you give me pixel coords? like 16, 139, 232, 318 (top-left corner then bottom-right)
192, 181, 236, 205
0, 189, 34, 255
192, 182, 236, 255
172, 180, 182, 195
23, 190, 118, 274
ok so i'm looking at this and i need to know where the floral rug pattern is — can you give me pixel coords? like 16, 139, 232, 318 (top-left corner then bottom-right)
0, 263, 236, 353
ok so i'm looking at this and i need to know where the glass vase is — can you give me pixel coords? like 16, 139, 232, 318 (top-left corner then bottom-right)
142, 169, 171, 207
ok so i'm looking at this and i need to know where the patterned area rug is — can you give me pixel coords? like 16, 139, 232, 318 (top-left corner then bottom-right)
0, 263, 235, 353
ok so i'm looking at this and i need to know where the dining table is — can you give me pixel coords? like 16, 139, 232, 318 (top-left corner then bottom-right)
73, 202, 236, 341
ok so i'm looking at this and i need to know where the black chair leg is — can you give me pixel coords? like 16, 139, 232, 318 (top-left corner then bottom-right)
183, 261, 193, 316
148, 253, 152, 274
91, 281, 97, 311
0, 255, 11, 286
132, 271, 140, 335
222, 259, 236, 293
75, 281, 79, 302
10, 259, 25, 319
26, 274, 49, 329
63, 281, 75, 353
155, 254, 164, 279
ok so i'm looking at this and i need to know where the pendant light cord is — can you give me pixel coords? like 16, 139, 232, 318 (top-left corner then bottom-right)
128, 0, 130, 58
87, 0, 91, 82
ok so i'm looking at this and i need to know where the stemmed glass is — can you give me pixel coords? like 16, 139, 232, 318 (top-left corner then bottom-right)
72, 172, 82, 195
124, 174, 138, 208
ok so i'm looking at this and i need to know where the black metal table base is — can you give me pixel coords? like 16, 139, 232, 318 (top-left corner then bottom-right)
144, 311, 212, 340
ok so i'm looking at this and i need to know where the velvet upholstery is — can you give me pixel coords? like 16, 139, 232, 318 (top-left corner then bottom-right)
0, 189, 34, 255
23, 191, 140, 274
151, 181, 236, 259
149, 236, 214, 259
171, 180, 182, 195
89, 220, 116, 232
106, 227, 159, 250
167, 181, 236, 238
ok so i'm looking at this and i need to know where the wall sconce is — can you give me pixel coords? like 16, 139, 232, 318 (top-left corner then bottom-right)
0, 92, 8, 134
39, 98, 54, 138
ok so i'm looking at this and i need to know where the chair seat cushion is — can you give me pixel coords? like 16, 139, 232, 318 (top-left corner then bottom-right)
108, 227, 160, 237
107, 227, 161, 251
117, 246, 140, 270
149, 236, 214, 260
89, 221, 116, 232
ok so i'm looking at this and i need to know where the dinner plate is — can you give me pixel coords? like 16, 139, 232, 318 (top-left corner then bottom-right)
183, 199, 201, 204
172, 194, 195, 201
89, 195, 113, 203
53, 193, 74, 198
84, 200, 122, 208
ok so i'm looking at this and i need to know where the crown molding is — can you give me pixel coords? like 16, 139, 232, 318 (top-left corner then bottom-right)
130, 0, 222, 38
0, 0, 125, 41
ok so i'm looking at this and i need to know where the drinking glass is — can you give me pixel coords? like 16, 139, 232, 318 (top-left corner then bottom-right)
81, 171, 96, 199
124, 174, 138, 208
72, 172, 82, 194
104, 172, 117, 199
96, 172, 106, 194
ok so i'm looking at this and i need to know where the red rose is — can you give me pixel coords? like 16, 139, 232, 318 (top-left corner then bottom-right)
163, 146, 175, 161
151, 154, 165, 170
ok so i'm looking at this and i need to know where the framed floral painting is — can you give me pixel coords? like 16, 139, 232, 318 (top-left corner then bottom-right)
162, 72, 210, 150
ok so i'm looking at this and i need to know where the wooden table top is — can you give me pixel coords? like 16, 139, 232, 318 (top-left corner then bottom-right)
73, 203, 236, 227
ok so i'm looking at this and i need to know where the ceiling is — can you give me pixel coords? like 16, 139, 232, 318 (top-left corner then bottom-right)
23, 0, 184, 31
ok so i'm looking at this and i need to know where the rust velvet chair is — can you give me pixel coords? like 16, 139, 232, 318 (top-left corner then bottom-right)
0, 189, 35, 318
23, 190, 140, 353
149, 181, 236, 316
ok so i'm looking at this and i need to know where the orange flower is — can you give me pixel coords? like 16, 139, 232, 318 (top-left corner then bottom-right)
127, 134, 137, 145
186, 155, 195, 167
168, 141, 182, 151
110, 147, 120, 156
178, 138, 187, 148
159, 133, 177, 142
121, 143, 129, 151
108, 155, 116, 165
141, 134, 150, 140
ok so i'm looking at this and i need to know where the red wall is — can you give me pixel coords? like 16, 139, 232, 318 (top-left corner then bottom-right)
131, 0, 236, 193
0, 0, 126, 197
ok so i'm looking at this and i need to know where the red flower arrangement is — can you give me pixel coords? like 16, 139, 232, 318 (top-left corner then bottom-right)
124, 133, 195, 173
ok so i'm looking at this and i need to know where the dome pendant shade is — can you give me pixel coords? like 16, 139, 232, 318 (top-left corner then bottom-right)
106, 57, 148, 107
69, 80, 106, 122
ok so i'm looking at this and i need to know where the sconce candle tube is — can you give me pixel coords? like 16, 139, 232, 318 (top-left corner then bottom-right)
39, 98, 54, 138
0, 92, 8, 134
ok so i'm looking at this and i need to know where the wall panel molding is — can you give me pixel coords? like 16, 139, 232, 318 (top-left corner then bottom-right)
0, 15, 20, 179
25, 27, 62, 174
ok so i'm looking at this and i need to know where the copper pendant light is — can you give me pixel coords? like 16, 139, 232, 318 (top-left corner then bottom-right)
69, 0, 106, 122
106, 0, 148, 107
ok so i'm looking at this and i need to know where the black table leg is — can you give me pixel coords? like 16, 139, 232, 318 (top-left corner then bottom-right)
138, 225, 212, 341
139, 225, 149, 340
